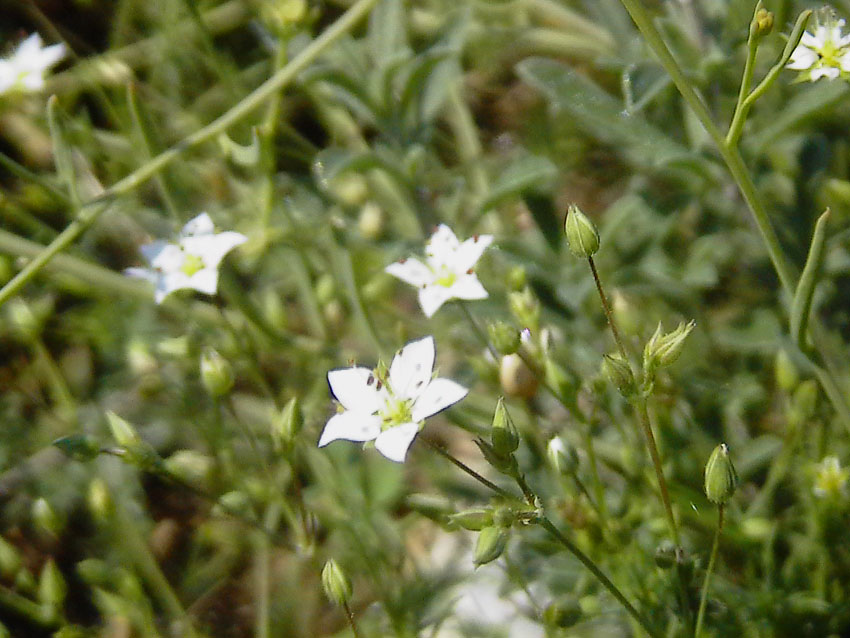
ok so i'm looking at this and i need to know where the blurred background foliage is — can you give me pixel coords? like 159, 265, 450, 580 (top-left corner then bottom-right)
1, 0, 850, 636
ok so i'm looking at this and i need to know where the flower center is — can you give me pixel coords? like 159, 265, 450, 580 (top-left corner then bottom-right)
379, 396, 413, 430
434, 267, 457, 288
181, 253, 205, 276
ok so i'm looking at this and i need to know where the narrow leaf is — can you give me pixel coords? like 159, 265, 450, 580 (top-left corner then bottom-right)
46, 96, 80, 208
790, 209, 830, 349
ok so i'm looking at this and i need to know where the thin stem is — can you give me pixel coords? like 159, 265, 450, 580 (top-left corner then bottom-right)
0, 0, 381, 310
725, 15, 760, 148
422, 437, 514, 499
343, 600, 363, 638
537, 517, 661, 638
458, 301, 499, 360
695, 505, 725, 637
588, 257, 628, 360
635, 400, 680, 546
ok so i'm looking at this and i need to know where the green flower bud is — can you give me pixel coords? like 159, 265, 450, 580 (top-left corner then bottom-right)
654, 540, 677, 569
272, 397, 303, 453
449, 508, 494, 531
7, 298, 48, 342
52, 434, 101, 462
14, 568, 36, 595
753, 8, 773, 36
214, 491, 255, 520
32, 498, 63, 539
493, 506, 517, 528
508, 288, 540, 332
328, 174, 368, 206
321, 559, 352, 606
507, 266, 527, 292
643, 320, 695, 373
491, 397, 520, 457
564, 204, 600, 258
38, 559, 67, 609
474, 439, 518, 475
704, 443, 739, 505
200, 348, 234, 398
499, 354, 538, 399
357, 202, 385, 240
164, 450, 215, 491
602, 354, 636, 397
488, 321, 521, 356
547, 436, 579, 475
87, 478, 113, 521
473, 526, 509, 566
106, 412, 162, 471
543, 596, 582, 628
775, 349, 799, 392
406, 494, 454, 522
0, 537, 22, 578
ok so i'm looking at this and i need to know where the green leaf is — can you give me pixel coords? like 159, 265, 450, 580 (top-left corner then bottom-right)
516, 58, 698, 175
369, 0, 408, 68
52, 434, 101, 462
790, 209, 830, 349
481, 153, 557, 214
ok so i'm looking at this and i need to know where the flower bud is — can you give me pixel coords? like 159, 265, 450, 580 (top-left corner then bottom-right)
272, 397, 303, 453
564, 204, 599, 258
499, 354, 538, 399
753, 8, 773, 36
654, 540, 677, 569
0, 537, 22, 578
328, 174, 368, 206
164, 450, 215, 490
474, 439, 518, 475
508, 288, 540, 333
774, 349, 799, 392
357, 202, 385, 240
507, 266, 527, 292
37, 559, 67, 610
543, 597, 582, 628
643, 320, 695, 373
87, 478, 113, 521
405, 494, 454, 522
32, 498, 63, 539
493, 506, 517, 528
602, 354, 636, 397
106, 412, 162, 471
52, 434, 101, 462
491, 398, 520, 457
704, 443, 739, 505
200, 348, 234, 398
321, 559, 352, 606
449, 508, 494, 531
488, 321, 521, 355
547, 437, 579, 475
473, 526, 509, 566
213, 491, 255, 519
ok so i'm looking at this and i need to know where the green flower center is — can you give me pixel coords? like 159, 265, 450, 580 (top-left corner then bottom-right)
434, 268, 457, 288
379, 396, 413, 430
181, 253, 205, 276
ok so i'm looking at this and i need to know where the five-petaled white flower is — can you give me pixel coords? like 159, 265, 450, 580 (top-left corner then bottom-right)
125, 212, 247, 304
385, 224, 493, 318
813, 456, 849, 499
0, 34, 66, 95
319, 335, 468, 462
786, 10, 850, 82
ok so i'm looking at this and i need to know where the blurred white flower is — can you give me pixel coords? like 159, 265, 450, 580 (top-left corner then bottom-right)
0, 34, 66, 95
813, 456, 849, 498
125, 212, 247, 304
786, 10, 850, 81
319, 335, 467, 462
386, 224, 492, 317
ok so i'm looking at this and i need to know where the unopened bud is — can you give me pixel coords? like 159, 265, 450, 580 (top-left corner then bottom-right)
87, 478, 113, 521
405, 494, 454, 522
493, 506, 517, 528
753, 8, 773, 36
564, 204, 599, 258
475, 439, 518, 475
704, 443, 739, 504
106, 412, 162, 471
321, 559, 352, 606
37, 559, 67, 609
654, 540, 677, 569
32, 498, 63, 538
602, 354, 635, 397
491, 398, 520, 456
508, 288, 540, 332
488, 321, 521, 355
643, 320, 695, 373
357, 202, 385, 240
507, 266, 527, 292
449, 508, 494, 531
164, 450, 214, 490
0, 537, 22, 578
775, 349, 799, 392
52, 434, 101, 462
547, 437, 579, 475
272, 397, 303, 452
499, 354, 538, 399
200, 348, 234, 398
328, 174, 368, 206
473, 526, 509, 566
543, 597, 582, 628
214, 491, 255, 519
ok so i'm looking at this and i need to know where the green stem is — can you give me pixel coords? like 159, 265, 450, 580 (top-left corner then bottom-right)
725, 14, 760, 148
422, 437, 513, 499
695, 505, 725, 637
635, 399, 680, 546
582, 423, 610, 530
588, 257, 628, 361
343, 600, 363, 638
0, 0, 381, 310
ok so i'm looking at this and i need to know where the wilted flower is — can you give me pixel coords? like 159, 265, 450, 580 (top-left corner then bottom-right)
125, 213, 247, 304
0, 34, 66, 95
786, 9, 850, 82
385, 224, 492, 317
813, 456, 849, 498
319, 336, 467, 462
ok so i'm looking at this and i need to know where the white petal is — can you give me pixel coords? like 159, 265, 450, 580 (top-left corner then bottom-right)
318, 411, 381, 447
840, 51, 850, 72
182, 212, 215, 236
426, 224, 461, 268
787, 46, 818, 70
802, 30, 824, 49
812, 65, 840, 80
15, 34, 44, 59
453, 235, 493, 272
139, 240, 171, 265
0, 62, 15, 94
182, 231, 246, 265
385, 257, 433, 287
411, 377, 468, 421
123, 266, 157, 284
374, 422, 420, 462
147, 243, 184, 271
389, 336, 435, 400
327, 367, 388, 413
157, 271, 191, 301
187, 267, 219, 295
447, 274, 488, 301
36, 43, 66, 68
20, 72, 44, 91
418, 284, 453, 317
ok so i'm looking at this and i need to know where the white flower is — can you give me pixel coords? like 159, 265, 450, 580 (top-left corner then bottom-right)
319, 335, 468, 462
813, 456, 849, 498
386, 224, 493, 318
0, 34, 66, 95
786, 10, 850, 81
125, 212, 247, 304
